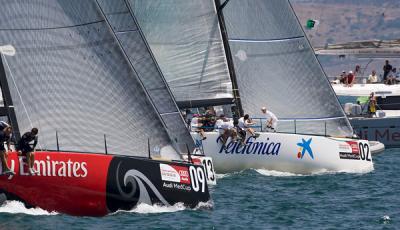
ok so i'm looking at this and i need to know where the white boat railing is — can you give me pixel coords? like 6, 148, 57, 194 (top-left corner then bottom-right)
192, 116, 352, 138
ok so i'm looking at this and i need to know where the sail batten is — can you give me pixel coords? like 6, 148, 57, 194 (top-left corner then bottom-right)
229, 36, 304, 43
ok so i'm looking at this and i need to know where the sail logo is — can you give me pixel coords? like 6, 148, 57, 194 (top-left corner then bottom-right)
217, 136, 281, 155
297, 138, 314, 159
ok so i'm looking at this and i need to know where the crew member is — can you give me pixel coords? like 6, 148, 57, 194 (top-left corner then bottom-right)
238, 114, 258, 138
261, 107, 278, 132
191, 114, 206, 140
215, 115, 237, 146
0, 125, 14, 175
17, 128, 39, 175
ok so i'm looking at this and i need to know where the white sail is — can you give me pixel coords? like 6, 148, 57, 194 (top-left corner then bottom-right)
95, 0, 195, 154
221, 0, 353, 137
131, 0, 234, 108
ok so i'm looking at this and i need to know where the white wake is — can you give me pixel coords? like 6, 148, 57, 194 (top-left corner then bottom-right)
255, 167, 374, 177
114, 203, 186, 214
255, 169, 304, 177
0, 201, 58, 215
113, 200, 213, 215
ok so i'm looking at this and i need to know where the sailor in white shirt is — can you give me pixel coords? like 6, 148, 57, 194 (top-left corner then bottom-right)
238, 116, 245, 129
191, 114, 206, 140
238, 114, 258, 138
261, 107, 278, 132
215, 114, 237, 145
214, 115, 225, 135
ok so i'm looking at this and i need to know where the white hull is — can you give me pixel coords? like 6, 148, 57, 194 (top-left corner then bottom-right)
192, 132, 373, 174
369, 141, 385, 155
332, 83, 400, 96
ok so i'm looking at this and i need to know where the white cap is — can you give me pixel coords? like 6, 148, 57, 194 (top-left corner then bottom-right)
349, 71, 353, 74
261, 107, 266, 111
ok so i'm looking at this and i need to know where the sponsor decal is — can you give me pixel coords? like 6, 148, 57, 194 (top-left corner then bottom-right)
338, 141, 360, 160
297, 138, 314, 159
8, 155, 88, 177
159, 164, 190, 185
162, 182, 192, 192
347, 141, 360, 154
160, 164, 207, 193
217, 136, 281, 155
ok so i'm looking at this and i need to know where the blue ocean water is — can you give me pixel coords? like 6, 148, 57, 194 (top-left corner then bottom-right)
0, 150, 398, 230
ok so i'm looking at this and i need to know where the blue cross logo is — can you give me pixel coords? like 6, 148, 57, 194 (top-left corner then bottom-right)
297, 138, 314, 159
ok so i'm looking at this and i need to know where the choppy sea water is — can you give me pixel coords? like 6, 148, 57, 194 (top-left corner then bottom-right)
0, 150, 399, 230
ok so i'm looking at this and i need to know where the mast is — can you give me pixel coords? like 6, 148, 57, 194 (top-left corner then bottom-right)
215, 0, 243, 117
0, 56, 20, 141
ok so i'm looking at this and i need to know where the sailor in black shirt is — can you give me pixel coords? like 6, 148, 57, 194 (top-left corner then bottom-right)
0, 125, 14, 175
17, 128, 38, 175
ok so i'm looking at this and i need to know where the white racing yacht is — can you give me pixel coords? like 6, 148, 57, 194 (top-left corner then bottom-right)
134, 0, 376, 174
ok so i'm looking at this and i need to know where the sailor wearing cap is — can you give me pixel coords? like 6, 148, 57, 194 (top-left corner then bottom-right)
261, 107, 278, 132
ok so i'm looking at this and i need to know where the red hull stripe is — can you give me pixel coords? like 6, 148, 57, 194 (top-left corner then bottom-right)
0, 151, 112, 216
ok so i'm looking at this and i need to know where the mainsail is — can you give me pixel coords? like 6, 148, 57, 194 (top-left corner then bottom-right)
220, 0, 353, 136
0, 0, 191, 157
131, 0, 234, 108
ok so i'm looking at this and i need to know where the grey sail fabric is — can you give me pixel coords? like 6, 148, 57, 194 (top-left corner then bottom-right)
222, 0, 353, 137
0, 0, 184, 157
95, 0, 194, 153
130, 0, 233, 108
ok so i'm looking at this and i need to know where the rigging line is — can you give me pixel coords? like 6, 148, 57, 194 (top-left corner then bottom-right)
218, 0, 230, 11
253, 116, 347, 121
0, 20, 105, 31
229, 36, 304, 43
1, 54, 32, 128
1, 54, 43, 149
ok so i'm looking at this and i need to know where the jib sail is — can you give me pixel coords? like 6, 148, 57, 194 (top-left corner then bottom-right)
131, 0, 234, 108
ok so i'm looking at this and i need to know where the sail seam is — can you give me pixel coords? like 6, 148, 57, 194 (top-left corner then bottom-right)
0, 20, 105, 31
229, 36, 304, 43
